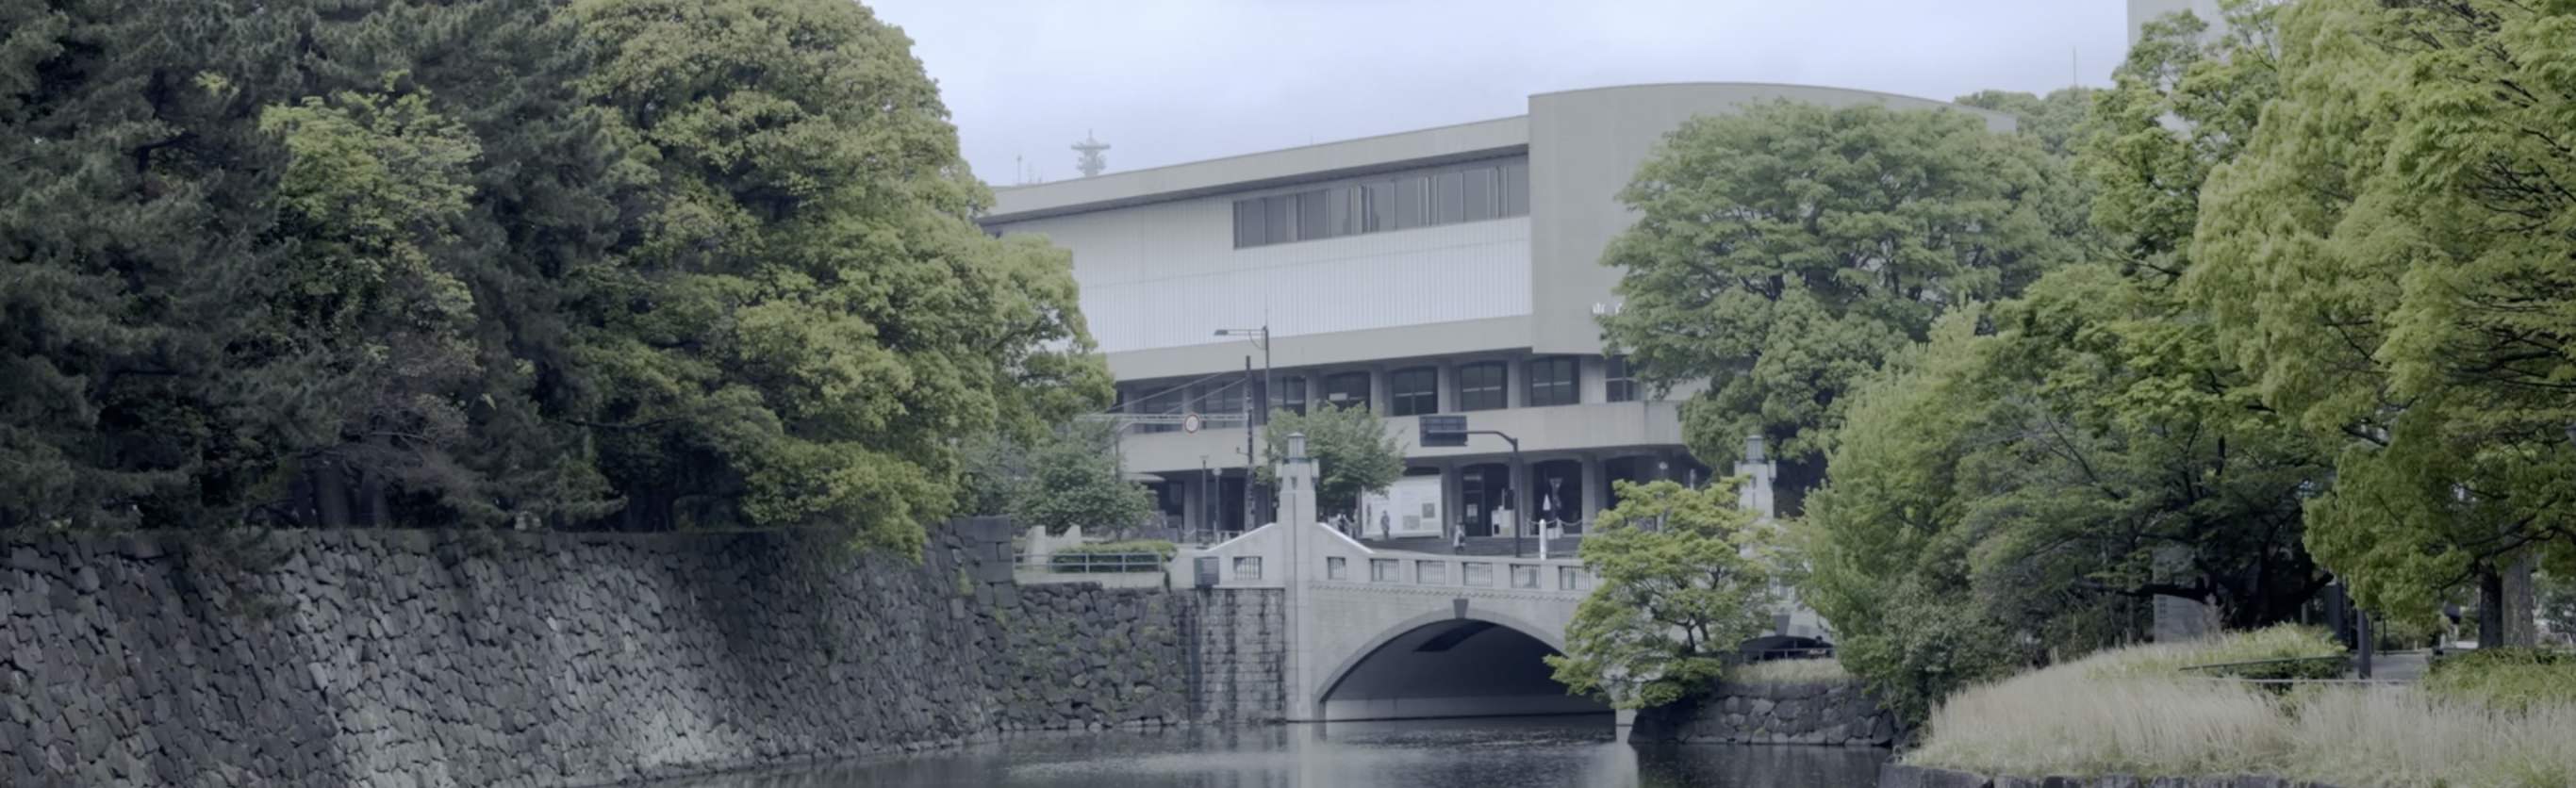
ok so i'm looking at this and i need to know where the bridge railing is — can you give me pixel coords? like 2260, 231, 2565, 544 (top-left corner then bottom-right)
1017, 551, 1168, 574
1317, 552, 1595, 595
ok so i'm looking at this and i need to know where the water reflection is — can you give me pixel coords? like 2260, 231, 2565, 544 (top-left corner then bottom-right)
658, 716, 1886, 788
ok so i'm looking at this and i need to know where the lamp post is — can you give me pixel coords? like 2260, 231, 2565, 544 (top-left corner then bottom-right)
1215, 326, 1271, 526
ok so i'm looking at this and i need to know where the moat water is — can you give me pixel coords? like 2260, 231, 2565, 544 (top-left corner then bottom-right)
657, 716, 1888, 788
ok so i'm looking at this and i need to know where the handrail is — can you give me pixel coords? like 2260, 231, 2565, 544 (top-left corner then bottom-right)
1016, 550, 1167, 574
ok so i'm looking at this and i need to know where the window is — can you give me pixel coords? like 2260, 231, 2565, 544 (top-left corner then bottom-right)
1263, 194, 1293, 244
1233, 556, 1263, 581
1511, 565, 1540, 589
1527, 356, 1578, 407
1323, 371, 1371, 412
1395, 174, 1428, 230
1233, 200, 1266, 248
1458, 362, 1506, 411
1461, 167, 1495, 222
1327, 556, 1347, 581
1371, 559, 1401, 583
1194, 380, 1242, 417
1462, 562, 1494, 586
1605, 355, 1638, 402
1134, 386, 1183, 433
1560, 566, 1582, 591
1430, 171, 1465, 224
1389, 367, 1437, 417
1275, 375, 1307, 417
1230, 159, 1526, 247
1417, 561, 1448, 584
1363, 181, 1396, 232
1296, 189, 1329, 240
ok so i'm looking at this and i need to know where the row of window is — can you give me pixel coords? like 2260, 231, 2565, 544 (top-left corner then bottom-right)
1120, 355, 1641, 423
1322, 556, 1585, 591
1231, 160, 1530, 249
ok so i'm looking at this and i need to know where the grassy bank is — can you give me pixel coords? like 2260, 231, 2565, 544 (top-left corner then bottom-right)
1906, 628, 2576, 787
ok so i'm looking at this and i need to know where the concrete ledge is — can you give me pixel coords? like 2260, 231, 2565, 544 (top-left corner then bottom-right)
1878, 763, 2349, 788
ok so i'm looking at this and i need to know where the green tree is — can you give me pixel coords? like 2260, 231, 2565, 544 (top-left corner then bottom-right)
2187, 0, 2576, 644
1597, 101, 2068, 507
1259, 404, 1404, 521
1546, 480, 1776, 709
564, 0, 1110, 550
1955, 87, 2098, 158
1004, 421, 1155, 536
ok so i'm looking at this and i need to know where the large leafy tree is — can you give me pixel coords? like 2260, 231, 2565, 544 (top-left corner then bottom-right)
1598, 101, 2069, 508
1547, 480, 1776, 709
1259, 404, 1405, 521
989, 421, 1155, 536
2188, 0, 2576, 644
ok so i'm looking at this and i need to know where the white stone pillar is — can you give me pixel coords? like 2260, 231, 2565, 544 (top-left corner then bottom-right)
1278, 432, 1320, 720
1734, 433, 1777, 520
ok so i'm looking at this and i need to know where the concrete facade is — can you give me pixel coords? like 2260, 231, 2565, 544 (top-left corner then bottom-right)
984, 82, 2014, 536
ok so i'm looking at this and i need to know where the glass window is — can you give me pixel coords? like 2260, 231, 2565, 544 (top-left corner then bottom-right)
1327, 556, 1347, 581
1560, 566, 1581, 591
1364, 181, 1396, 232
1263, 195, 1294, 244
1458, 362, 1506, 411
1461, 167, 1495, 222
1323, 371, 1371, 412
1296, 189, 1329, 241
1275, 375, 1307, 417
1527, 356, 1578, 407
1389, 367, 1437, 417
1395, 174, 1428, 230
1371, 559, 1400, 583
1233, 556, 1262, 581
1417, 561, 1448, 584
1233, 199, 1266, 248
1430, 170, 1465, 224
1462, 562, 1494, 586
1136, 386, 1183, 433
1605, 355, 1638, 402
1326, 187, 1357, 238
1511, 565, 1540, 589
1194, 380, 1241, 416
1499, 161, 1529, 217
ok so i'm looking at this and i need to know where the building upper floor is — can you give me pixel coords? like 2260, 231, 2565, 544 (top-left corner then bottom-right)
982, 83, 2015, 384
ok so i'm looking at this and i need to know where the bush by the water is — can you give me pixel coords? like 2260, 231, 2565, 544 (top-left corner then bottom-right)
1907, 628, 2576, 787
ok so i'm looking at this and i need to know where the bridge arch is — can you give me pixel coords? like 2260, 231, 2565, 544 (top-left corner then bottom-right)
1312, 608, 1610, 721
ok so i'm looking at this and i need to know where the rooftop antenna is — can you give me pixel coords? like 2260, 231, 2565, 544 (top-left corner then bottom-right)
1072, 129, 1110, 178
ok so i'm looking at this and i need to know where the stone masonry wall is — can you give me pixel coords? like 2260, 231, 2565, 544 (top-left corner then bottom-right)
0, 523, 1272, 787
1182, 588, 1287, 723
1631, 680, 1898, 747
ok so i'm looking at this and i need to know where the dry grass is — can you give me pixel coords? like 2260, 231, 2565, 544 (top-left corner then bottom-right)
1905, 628, 2576, 786
1732, 658, 1851, 684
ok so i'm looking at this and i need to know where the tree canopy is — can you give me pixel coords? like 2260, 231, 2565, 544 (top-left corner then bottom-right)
0, 0, 1107, 551
1547, 479, 1778, 710
983, 421, 1157, 537
2187, 0, 2576, 640
1597, 101, 2071, 506
1259, 404, 1405, 522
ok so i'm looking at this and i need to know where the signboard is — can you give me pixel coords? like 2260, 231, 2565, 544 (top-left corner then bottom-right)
1361, 476, 1445, 538
1420, 414, 1467, 447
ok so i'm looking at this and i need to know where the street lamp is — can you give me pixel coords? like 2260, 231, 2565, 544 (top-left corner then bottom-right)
1215, 326, 1272, 528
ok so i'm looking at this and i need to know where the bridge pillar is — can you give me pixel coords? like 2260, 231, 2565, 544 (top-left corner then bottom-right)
1277, 433, 1321, 721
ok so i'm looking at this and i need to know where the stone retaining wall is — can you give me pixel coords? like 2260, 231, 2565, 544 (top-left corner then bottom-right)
1630, 680, 1897, 747
0, 524, 1280, 787
1877, 763, 2350, 788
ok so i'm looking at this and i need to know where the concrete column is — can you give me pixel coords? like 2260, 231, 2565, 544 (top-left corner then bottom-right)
1505, 356, 1525, 409
1278, 433, 1319, 719
1579, 454, 1604, 523
1436, 362, 1458, 413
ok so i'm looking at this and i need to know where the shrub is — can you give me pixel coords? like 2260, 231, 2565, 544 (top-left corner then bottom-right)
2425, 648, 2576, 712
1044, 539, 1176, 573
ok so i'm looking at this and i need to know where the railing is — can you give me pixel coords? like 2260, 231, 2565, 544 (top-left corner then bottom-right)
1016, 551, 1167, 574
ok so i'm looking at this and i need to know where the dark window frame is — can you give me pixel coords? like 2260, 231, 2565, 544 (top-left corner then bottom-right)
1457, 361, 1507, 411
1605, 355, 1638, 402
1388, 367, 1438, 417
1527, 356, 1579, 407
1275, 375, 1308, 417
1322, 371, 1372, 412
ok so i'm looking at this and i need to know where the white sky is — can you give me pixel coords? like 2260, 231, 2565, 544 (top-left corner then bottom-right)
866, 0, 2133, 185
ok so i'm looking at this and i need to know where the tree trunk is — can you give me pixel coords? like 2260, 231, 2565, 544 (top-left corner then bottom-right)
2502, 552, 2538, 648
2478, 566, 2507, 648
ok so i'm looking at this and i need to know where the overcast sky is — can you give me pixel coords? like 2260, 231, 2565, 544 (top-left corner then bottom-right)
866, 0, 2134, 185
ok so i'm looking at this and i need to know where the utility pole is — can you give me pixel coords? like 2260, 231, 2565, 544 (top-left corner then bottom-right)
1216, 326, 1272, 523
1243, 356, 1256, 531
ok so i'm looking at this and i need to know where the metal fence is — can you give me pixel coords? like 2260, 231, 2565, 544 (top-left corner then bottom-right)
1015, 551, 1167, 574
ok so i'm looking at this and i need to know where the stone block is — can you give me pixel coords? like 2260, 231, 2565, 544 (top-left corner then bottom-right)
1882, 763, 1992, 788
